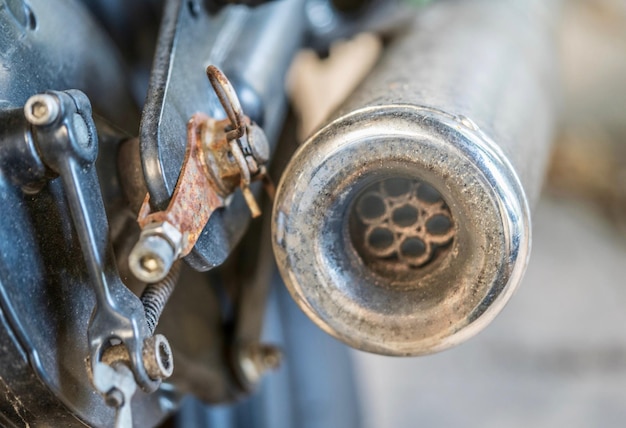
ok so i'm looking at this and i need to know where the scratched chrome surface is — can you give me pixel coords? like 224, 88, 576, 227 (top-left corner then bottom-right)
272, 0, 559, 355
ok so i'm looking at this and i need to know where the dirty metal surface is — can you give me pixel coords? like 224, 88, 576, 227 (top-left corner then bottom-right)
0, 0, 169, 425
138, 113, 227, 257
140, 0, 305, 271
273, 0, 559, 356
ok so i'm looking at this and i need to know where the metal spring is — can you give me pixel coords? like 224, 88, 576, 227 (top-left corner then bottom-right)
141, 261, 182, 335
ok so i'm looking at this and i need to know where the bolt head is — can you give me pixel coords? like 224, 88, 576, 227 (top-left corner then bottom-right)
24, 94, 60, 126
143, 334, 174, 380
237, 344, 282, 387
258, 346, 282, 370
129, 235, 175, 283
104, 388, 124, 408
129, 221, 183, 283
247, 124, 270, 164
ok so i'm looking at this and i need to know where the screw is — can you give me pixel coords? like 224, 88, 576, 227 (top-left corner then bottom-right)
24, 94, 60, 126
143, 334, 174, 380
238, 344, 282, 386
141, 261, 181, 335
258, 346, 282, 371
129, 222, 183, 283
129, 235, 175, 283
246, 124, 270, 165
104, 388, 124, 408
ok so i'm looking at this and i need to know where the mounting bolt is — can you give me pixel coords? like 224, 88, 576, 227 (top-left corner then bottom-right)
24, 93, 60, 126
143, 334, 174, 380
237, 343, 282, 387
129, 221, 183, 283
104, 388, 124, 408
242, 123, 270, 175
246, 123, 270, 165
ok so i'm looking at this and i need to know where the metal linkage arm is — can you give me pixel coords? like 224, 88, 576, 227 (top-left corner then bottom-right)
18, 90, 173, 425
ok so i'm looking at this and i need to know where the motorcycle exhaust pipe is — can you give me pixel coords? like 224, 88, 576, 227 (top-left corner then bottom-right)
272, 0, 560, 355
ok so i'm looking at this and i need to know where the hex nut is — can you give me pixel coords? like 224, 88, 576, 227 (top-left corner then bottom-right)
143, 221, 184, 251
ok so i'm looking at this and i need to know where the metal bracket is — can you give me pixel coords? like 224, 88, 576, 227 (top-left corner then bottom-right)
140, 0, 306, 271
129, 66, 272, 283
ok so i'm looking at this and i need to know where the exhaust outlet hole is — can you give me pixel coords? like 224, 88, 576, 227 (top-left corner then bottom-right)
426, 214, 452, 235
349, 178, 455, 277
357, 193, 386, 221
416, 182, 443, 203
381, 178, 412, 199
391, 205, 418, 228
400, 237, 426, 257
367, 227, 395, 250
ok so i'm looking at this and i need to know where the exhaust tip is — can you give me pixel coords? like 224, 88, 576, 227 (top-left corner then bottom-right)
272, 105, 530, 356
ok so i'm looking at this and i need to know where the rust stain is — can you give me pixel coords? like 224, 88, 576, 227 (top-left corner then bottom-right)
138, 114, 227, 256
137, 66, 271, 258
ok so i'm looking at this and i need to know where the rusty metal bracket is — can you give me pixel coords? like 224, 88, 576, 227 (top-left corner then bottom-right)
129, 66, 272, 283
137, 113, 227, 257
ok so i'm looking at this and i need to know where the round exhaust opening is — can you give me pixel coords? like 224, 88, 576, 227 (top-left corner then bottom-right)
272, 106, 530, 356
349, 178, 455, 279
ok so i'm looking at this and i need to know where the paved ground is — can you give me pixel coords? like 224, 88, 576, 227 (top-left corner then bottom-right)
353, 196, 626, 428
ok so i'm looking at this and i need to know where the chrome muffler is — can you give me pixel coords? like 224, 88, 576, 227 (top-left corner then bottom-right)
272, 0, 560, 355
